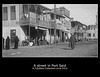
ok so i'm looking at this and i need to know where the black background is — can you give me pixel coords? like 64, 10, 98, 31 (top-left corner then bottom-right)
1, 0, 99, 75
1, 57, 99, 75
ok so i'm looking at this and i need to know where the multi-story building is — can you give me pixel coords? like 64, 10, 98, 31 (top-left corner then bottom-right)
86, 12, 98, 40
71, 21, 87, 41
2, 4, 51, 45
50, 7, 71, 42
2, 4, 71, 45
2, 4, 23, 45
86, 25, 98, 40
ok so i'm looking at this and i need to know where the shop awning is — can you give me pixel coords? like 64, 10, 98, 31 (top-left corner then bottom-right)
38, 27, 47, 30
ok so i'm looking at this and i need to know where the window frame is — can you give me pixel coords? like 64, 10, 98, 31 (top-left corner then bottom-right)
2, 7, 8, 20
93, 33, 95, 37
10, 6, 16, 20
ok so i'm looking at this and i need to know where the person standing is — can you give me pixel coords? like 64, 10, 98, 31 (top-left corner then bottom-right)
5, 36, 10, 50
69, 33, 76, 49
14, 36, 19, 49
37, 36, 40, 46
2, 37, 5, 49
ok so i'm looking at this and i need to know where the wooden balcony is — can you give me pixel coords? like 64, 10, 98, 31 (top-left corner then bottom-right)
19, 13, 30, 26
19, 13, 52, 28
38, 20, 50, 28
19, 13, 64, 29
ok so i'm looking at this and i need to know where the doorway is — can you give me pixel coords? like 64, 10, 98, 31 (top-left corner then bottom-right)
10, 29, 16, 44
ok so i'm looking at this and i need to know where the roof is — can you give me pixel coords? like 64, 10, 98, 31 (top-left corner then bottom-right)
88, 25, 96, 28
39, 4, 51, 11
71, 21, 87, 28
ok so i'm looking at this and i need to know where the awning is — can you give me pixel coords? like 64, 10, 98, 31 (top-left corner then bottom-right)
38, 27, 47, 30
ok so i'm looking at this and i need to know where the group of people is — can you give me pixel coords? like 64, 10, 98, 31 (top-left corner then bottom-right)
2, 36, 19, 50
28, 33, 76, 49
2, 33, 76, 50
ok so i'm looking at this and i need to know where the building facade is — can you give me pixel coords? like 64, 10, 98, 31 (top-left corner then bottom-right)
2, 4, 22, 45
86, 12, 98, 40
86, 25, 98, 40
71, 21, 87, 41
2, 4, 71, 45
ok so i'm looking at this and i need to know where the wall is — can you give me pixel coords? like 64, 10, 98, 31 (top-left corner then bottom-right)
86, 28, 98, 40
2, 4, 20, 27
2, 4, 26, 45
2, 4, 20, 38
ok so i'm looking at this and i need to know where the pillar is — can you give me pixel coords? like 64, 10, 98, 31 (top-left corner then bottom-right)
60, 30, 62, 42
50, 29, 51, 44
54, 29, 56, 43
64, 32, 66, 42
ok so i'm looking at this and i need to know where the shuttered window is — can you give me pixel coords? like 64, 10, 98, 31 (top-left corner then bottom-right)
10, 6, 16, 20
2, 7, 8, 20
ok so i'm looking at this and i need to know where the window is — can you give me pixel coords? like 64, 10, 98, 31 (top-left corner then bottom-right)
30, 5, 35, 13
43, 14, 46, 21
51, 13, 54, 20
10, 29, 16, 43
2, 7, 8, 20
56, 15, 59, 19
51, 29, 54, 35
47, 14, 50, 21
23, 4, 28, 14
10, 6, 16, 20
88, 33, 91, 37
93, 34, 95, 37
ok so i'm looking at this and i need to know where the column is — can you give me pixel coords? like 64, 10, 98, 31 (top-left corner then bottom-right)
50, 28, 51, 44
64, 32, 66, 42
60, 30, 62, 42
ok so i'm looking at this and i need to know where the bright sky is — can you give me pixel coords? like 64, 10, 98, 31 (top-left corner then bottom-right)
41, 4, 98, 26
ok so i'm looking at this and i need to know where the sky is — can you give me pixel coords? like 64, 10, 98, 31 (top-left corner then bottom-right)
41, 4, 98, 26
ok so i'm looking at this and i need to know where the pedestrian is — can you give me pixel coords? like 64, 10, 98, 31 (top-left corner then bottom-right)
2, 37, 5, 49
29, 38, 33, 46
14, 36, 19, 49
5, 36, 10, 50
69, 33, 76, 49
37, 36, 40, 46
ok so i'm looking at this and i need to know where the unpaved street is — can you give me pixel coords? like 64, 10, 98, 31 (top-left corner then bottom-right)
2, 40, 98, 57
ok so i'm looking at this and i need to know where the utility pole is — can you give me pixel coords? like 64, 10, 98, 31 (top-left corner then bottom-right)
35, 4, 39, 46
49, 12, 51, 44
50, 17, 51, 44
54, 4, 56, 44
28, 4, 30, 42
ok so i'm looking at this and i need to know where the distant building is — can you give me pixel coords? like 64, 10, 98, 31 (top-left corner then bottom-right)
86, 25, 98, 40
46, 6, 71, 42
86, 11, 98, 40
71, 21, 87, 41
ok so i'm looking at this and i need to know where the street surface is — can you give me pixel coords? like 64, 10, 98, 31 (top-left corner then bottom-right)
2, 40, 98, 57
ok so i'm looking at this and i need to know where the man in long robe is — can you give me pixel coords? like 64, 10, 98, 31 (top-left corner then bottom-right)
69, 34, 76, 49
6, 36, 10, 50
2, 37, 4, 49
14, 36, 19, 49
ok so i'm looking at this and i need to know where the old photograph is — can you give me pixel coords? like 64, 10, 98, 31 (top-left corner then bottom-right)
2, 4, 98, 57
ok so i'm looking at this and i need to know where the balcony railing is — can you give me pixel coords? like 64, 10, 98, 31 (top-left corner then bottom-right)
19, 13, 51, 28
19, 13, 67, 30
19, 13, 30, 25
